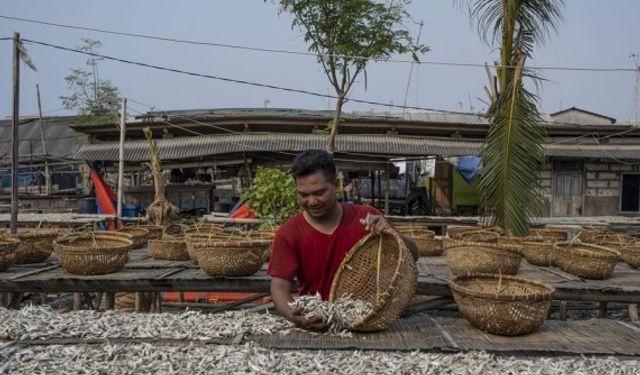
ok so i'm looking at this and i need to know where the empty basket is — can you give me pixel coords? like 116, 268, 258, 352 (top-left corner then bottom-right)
616, 242, 640, 268
445, 240, 521, 276
193, 239, 270, 276
13, 229, 61, 264
148, 235, 189, 261
528, 228, 569, 242
117, 227, 149, 249
0, 236, 20, 272
554, 241, 620, 280
396, 226, 441, 256
450, 273, 554, 336
329, 232, 417, 332
53, 232, 133, 275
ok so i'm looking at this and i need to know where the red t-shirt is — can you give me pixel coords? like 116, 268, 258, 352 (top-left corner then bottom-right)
267, 203, 383, 300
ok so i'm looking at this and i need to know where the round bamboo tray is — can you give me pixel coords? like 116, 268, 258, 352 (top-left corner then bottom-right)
136, 225, 164, 240
13, 229, 61, 264
445, 240, 521, 276
117, 227, 149, 249
193, 239, 270, 276
576, 228, 609, 243
554, 241, 620, 280
616, 242, 640, 269
329, 232, 417, 332
0, 236, 20, 272
53, 232, 133, 275
446, 226, 482, 239
528, 228, 569, 242
450, 273, 554, 336
148, 235, 189, 261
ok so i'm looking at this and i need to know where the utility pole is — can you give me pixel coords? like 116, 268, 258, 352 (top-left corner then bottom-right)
36, 84, 51, 195
116, 97, 127, 223
10, 32, 20, 234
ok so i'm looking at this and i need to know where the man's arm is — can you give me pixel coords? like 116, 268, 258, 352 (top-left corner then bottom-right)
270, 276, 325, 329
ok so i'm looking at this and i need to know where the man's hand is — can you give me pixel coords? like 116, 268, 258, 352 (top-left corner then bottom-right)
360, 213, 396, 235
290, 307, 327, 330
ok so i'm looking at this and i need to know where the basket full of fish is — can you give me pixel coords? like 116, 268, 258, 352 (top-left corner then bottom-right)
52, 231, 134, 275
450, 273, 554, 336
0, 235, 20, 272
328, 231, 417, 332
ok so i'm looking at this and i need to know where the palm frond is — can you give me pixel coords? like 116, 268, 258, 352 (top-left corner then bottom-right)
479, 60, 545, 236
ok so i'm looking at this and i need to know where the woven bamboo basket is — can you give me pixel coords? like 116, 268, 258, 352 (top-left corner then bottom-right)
576, 228, 610, 243
184, 224, 224, 236
13, 229, 61, 264
395, 226, 441, 256
521, 240, 556, 266
450, 273, 554, 336
329, 232, 417, 332
459, 230, 501, 243
591, 233, 635, 246
136, 225, 164, 240
447, 226, 482, 239
554, 241, 620, 280
117, 227, 149, 249
528, 228, 569, 242
193, 239, 270, 276
53, 232, 133, 275
148, 235, 189, 261
0, 236, 20, 272
445, 240, 521, 276
616, 242, 640, 268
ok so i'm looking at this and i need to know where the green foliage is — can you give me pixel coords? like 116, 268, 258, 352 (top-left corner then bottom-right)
242, 167, 299, 223
275, 0, 428, 152
469, 0, 564, 235
60, 39, 120, 116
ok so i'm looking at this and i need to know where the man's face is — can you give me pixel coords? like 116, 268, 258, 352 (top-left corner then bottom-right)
295, 170, 338, 219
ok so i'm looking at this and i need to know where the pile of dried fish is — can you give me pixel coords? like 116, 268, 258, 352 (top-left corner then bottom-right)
2, 342, 638, 375
0, 305, 293, 341
288, 294, 372, 335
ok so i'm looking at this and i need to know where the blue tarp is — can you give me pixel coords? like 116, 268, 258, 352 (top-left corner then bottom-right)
0, 167, 37, 188
456, 156, 482, 184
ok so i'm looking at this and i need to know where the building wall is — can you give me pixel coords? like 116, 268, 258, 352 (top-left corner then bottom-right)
583, 161, 640, 216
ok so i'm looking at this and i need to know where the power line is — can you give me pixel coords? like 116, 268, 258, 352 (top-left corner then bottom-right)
22, 38, 478, 115
3, 15, 638, 72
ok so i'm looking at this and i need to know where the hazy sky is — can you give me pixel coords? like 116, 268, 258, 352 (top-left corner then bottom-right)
1, 1, 639, 122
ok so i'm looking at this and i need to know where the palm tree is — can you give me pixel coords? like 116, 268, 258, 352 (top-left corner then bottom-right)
469, 0, 564, 235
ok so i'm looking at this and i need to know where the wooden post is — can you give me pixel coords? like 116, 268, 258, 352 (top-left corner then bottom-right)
370, 171, 375, 206
36, 84, 51, 195
599, 302, 608, 318
384, 162, 390, 215
377, 170, 382, 209
116, 97, 127, 223
10, 32, 20, 234
105, 292, 115, 310
73, 292, 81, 310
629, 304, 639, 322
559, 300, 568, 321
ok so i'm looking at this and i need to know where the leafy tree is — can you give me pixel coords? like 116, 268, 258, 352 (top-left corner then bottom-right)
468, 0, 564, 235
60, 39, 120, 116
242, 167, 299, 223
275, 0, 428, 153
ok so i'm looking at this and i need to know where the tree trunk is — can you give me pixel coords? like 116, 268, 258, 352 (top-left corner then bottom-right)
326, 94, 345, 154
143, 127, 177, 226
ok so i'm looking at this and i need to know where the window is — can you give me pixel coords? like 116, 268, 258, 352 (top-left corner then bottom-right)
620, 173, 640, 213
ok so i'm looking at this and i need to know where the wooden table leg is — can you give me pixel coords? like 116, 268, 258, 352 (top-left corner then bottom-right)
105, 293, 115, 310
73, 293, 81, 310
559, 301, 568, 321
630, 304, 639, 322
599, 302, 608, 318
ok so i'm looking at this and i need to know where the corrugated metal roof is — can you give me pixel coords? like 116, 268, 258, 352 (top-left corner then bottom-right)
0, 116, 86, 163
74, 132, 640, 162
74, 133, 480, 161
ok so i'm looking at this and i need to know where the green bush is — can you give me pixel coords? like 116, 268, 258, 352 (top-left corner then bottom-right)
242, 167, 299, 223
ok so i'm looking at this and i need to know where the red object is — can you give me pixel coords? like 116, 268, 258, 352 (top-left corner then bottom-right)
91, 170, 117, 230
162, 292, 270, 304
229, 203, 256, 219
268, 203, 383, 301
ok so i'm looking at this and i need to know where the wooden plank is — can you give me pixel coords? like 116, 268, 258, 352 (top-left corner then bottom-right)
206, 293, 269, 314
6, 265, 61, 280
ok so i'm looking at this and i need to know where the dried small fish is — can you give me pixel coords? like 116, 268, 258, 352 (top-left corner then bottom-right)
288, 293, 372, 335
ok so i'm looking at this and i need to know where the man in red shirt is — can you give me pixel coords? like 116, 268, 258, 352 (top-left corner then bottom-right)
268, 150, 418, 329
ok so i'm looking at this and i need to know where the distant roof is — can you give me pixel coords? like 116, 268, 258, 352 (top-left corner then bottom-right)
550, 107, 617, 124
74, 132, 640, 162
0, 116, 86, 164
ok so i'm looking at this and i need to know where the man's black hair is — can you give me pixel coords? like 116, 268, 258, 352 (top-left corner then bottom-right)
291, 149, 336, 181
